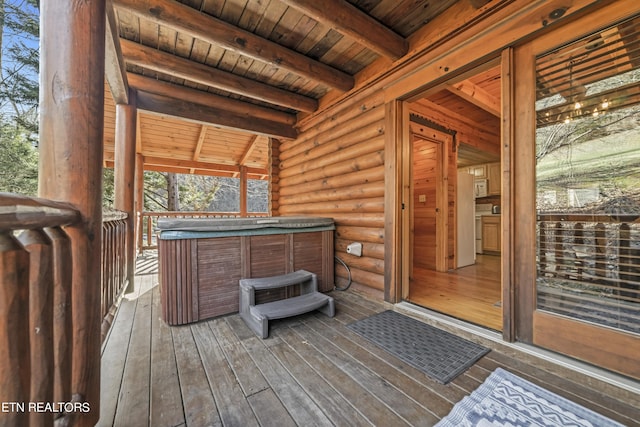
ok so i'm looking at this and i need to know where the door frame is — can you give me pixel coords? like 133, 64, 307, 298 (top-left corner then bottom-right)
407, 123, 451, 278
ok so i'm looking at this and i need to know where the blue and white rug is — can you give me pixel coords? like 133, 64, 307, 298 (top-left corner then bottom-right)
436, 368, 624, 427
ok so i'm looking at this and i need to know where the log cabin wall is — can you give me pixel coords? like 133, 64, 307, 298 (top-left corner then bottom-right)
278, 91, 386, 291
276, 0, 631, 295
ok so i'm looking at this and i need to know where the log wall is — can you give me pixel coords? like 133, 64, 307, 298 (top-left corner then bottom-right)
278, 91, 385, 291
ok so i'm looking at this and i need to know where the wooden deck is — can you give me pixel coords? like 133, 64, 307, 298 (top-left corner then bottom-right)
98, 255, 640, 426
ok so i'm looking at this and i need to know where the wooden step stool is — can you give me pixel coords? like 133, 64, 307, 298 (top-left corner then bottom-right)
239, 270, 335, 338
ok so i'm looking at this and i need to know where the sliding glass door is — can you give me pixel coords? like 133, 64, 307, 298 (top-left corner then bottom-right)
515, 5, 640, 379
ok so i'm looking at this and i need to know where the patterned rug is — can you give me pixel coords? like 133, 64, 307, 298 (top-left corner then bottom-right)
436, 368, 624, 426
347, 310, 490, 384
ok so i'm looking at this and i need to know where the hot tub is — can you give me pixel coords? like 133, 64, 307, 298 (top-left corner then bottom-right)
157, 216, 335, 325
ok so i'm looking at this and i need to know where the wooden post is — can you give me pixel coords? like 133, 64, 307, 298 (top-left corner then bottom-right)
240, 165, 248, 216
135, 153, 144, 254
115, 90, 137, 293
0, 233, 30, 427
38, 0, 105, 424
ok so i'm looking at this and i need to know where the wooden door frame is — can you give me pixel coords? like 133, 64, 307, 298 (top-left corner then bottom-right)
408, 124, 450, 275
513, 3, 640, 378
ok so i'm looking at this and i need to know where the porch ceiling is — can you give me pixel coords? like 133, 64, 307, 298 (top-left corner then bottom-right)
103, 0, 480, 177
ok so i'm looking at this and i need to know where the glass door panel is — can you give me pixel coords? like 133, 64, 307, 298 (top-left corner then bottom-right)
535, 16, 640, 336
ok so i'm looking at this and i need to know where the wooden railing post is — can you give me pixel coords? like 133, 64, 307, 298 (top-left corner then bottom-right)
0, 232, 30, 427
18, 230, 55, 426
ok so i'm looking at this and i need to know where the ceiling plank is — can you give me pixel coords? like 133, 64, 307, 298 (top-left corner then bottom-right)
280, 0, 408, 61
238, 135, 260, 166
104, 0, 129, 104
122, 40, 317, 113
136, 91, 298, 140
446, 80, 500, 117
113, 0, 354, 92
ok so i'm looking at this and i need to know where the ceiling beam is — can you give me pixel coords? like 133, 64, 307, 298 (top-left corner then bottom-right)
127, 73, 297, 125
104, 0, 128, 104
193, 126, 207, 162
446, 80, 500, 117
122, 40, 317, 113
143, 155, 267, 176
136, 91, 298, 140
113, 0, 354, 92
280, 0, 408, 61
239, 135, 260, 166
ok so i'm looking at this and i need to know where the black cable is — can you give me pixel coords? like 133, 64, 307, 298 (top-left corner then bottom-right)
334, 255, 352, 291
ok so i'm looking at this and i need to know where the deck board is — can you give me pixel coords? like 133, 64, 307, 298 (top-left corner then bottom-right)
100, 263, 640, 427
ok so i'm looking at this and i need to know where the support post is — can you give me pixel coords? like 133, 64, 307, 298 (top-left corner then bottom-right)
135, 153, 144, 254
38, 0, 106, 424
115, 90, 137, 293
240, 165, 248, 216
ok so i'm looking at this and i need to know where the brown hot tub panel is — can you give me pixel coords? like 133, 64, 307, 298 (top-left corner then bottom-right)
158, 217, 335, 325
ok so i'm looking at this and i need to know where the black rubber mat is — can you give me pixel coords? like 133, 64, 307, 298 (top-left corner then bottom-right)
347, 310, 490, 384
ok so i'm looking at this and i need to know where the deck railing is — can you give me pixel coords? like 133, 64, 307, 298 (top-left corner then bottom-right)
537, 214, 640, 293
0, 194, 132, 425
537, 213, 640, 334
137, 210, 269, 253
101, 211, 130, 340
0, 193, 82, 425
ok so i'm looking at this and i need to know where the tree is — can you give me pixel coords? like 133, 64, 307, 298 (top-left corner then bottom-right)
0, 0, 39, 139
0, 117, 37, 194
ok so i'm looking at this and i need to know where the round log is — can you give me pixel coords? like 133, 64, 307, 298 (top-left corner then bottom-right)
278, 197, 384, 215
335, 265, 384, 291
279, 166, 384, 197
278, 181, 384, 206
336, 239, 385, 260
280, 106, 385, 159
295, 90, 385, 136
279, 119, 384, 170
335, 225, 384, 244
328, 213, 385, 228
279, 150, 384, 188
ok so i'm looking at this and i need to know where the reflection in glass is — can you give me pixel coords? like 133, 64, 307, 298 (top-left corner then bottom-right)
535, 16, 640, 335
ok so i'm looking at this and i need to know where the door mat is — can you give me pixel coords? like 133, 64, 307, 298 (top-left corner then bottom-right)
347, 310, 489, 384
436, 367, 624, 426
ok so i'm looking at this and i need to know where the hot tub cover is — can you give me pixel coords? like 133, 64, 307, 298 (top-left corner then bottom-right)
157, 216, 334, 239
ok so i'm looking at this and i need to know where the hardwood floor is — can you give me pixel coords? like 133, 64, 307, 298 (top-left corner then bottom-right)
408, 254, 502, 331
97, 256, 640, 426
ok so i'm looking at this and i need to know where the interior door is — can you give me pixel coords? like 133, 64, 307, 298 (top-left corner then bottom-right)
514, 7, 640, 379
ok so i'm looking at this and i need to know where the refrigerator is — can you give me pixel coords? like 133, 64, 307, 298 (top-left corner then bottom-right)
457, 170, 476, 267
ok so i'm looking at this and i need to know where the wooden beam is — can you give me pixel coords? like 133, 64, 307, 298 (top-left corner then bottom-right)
446, 80, 500, 117
280, 0, 408, 61
121, 40, 317, 113
239, 166, 247, 216
114, 90, 136, 293
193, 126, 207, 161
127, 73, 297, 125
143, 155, 268, 176
113, 0, 354, 92
238, 135, 259, 166
104, 0, 128, 104
136, 91, 298, 140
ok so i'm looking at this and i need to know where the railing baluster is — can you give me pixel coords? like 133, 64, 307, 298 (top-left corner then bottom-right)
0, 232, 30, 427
18, 229, 55, 427
45, 227, 73, 408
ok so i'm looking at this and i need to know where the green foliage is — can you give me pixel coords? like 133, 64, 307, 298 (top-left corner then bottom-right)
0, 119, 37, 194
0, 0, 40, 138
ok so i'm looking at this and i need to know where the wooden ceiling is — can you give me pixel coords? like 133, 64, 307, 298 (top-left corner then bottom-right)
103, 0, 496, 176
